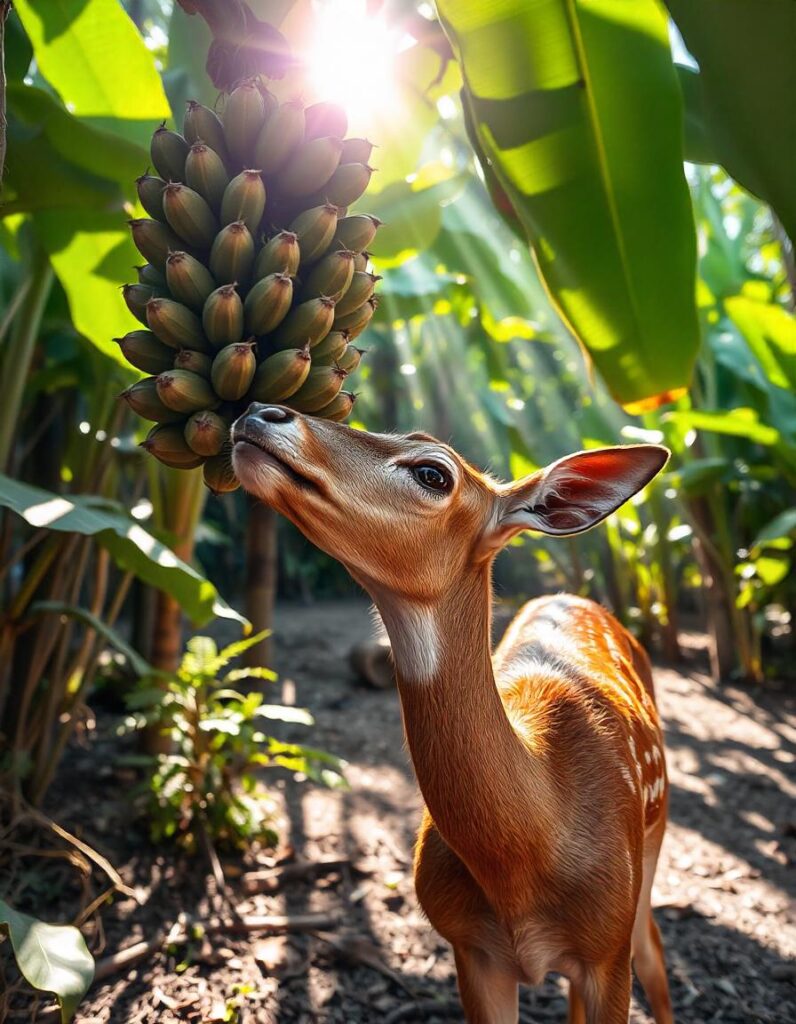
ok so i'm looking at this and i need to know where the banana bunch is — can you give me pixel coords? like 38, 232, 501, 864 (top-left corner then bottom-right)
118, 80, 382, 493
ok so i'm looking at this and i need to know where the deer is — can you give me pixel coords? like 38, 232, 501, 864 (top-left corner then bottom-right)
231, 403, 674, 1024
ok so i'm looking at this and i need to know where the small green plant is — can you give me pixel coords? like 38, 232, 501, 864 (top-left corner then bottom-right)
125, 632, 345, 850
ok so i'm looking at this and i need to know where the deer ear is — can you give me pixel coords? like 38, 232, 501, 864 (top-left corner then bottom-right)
493, 445, 669, 543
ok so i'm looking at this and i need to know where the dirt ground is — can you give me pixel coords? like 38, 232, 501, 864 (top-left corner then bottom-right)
8, 598, 796, 1023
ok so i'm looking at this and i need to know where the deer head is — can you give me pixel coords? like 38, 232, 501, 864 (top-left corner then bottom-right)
231, 404, 668, 605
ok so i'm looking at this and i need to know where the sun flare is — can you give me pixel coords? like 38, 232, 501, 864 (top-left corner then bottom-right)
304, 0, 400, 130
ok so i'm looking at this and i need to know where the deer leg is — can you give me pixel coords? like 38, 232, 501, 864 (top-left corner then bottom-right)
567, 980, 586, 1024
632, 836, 673, 1024
582, 949, 633, 1024
453, 945, 519, 1024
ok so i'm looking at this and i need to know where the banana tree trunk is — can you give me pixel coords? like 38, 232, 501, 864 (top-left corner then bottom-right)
0, 2, 9, 188
243, 499, 277, 674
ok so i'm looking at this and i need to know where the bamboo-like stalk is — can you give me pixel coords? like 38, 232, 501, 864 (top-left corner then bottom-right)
243, 499, 276, 672
0, 245, 53, 473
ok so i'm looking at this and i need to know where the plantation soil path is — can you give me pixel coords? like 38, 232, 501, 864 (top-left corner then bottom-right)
40, 599, 796, 1022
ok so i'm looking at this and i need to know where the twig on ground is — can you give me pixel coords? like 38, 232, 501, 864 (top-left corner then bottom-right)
312, 931, 417, 995
93, 912, 342, 982
383, 1000, 464, 1024
241, 855, 357, 894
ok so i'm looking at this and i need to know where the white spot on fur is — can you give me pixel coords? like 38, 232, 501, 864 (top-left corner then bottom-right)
377, 601, 440, 684
620, 765, 636, 792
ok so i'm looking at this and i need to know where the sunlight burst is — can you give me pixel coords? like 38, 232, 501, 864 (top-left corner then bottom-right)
304, 1, 400, 128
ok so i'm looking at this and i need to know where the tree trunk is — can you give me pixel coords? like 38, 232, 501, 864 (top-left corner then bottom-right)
244, 499, 277, 674
0, 2, 10, 190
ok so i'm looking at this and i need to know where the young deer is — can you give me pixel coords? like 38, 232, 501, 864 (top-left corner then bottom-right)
232, 404, 674, 1024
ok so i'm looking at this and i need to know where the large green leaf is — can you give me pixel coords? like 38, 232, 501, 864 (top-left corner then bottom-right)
364, 173, 465, 262
32, 208, 139, 369
666, 0, 796, 243
437, 0, 700, 409
14, 0, 170, 148
0, 474, 246, 628
7, 83, 145, 187
0, 898, 94, 1023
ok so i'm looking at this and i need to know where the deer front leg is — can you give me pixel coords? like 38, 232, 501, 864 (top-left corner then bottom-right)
581, 949, 633, 1024
453, 945, 519, 1024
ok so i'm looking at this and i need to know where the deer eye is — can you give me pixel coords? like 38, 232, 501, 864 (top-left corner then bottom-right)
411, 464, 452, 493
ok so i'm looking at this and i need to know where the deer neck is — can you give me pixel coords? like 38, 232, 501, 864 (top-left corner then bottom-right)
371, 566, 549, 904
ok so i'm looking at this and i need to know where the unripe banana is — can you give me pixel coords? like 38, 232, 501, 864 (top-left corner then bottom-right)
150, 125, 189, 182
340, 138, 374, 164
210, 221, 255, 285
331, 214, 381, 253
315, 389, 356, 422
289, 204, 338, 264
270, 296, 336, 349
202, 284, 244, 349
277, 137, 343, 198
121, 377, 182, 423
183, 101, 229, 161
220, 169, 266, 234
249, 344, 311, 402
137, 263, 166, 288
185, 142, 229, 211
300, 249, 355, 302
333, 295, 376, 338
314, 162, 372, 207
244, 272, 293, 335
165, 251, 216, 311
162, 182, 218, 249
254, 231, 300, 279
288, 365, 348, 413
211, 340, 257, 401
174, 348, 212, 378
142, 424, 204, 469
304, 102, 347, 141
222, 80, 266, 164
310, 330, 348, 365
136, 174, 167, 221
129, 219, 183, 271
185, 410, 229, 457
337, 344, 365, 373
353, 251, 371, 273
116, 330, 174, 375
335, 271, 380, 316
254, 99, 305, 174
156, 369, 217, 413
147, 297, 208, 351
122, 283, 157, 325
203, 443, 240, 494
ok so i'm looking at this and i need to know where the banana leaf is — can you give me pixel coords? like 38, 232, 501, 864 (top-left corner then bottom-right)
437, 0, 700, 410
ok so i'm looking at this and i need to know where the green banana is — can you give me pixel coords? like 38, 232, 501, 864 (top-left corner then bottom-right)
129, 219, 183, 271
185, 410, 229, 457
165, 251, 216, 311
136, 174, 167, 221
310, 330, 348, 365
183, 101, 229, 161
300, 249, 355, 302
340, 138, 374, 164
137, 263, 166, 288
116, 330, 174, 375
210, 221, 255, 286
270, 296, 336, 349
222, 79, 266, 164
142, 424, 204, 469
203, 444, 240, 494
288, 364, 348, 413
315, 390, 356, 422
277, 137, 343, 198
122, 283, 156, 325
334, 271, 380, 316
254, 231, 301, 279
331, 215, 381, 253
150, 125, 189, 182
254, 100, 305, 174
244, 272, 293, 335
211, 341, 257, 400
162, 183, 218, 249
249, 344, 312, 402
156, 369, 217, 413
313, 162, 372, 207
333, 296, 377, 338
289, 204, 338, 263
220, 169, 266, 234
121, 377, 182, 423
173, 348, 212, 378
147, 297, 209, 351
337, 344, 365, 373
202, 284, 244, 349
304, 102, 347, 140
185, 142, 229, 211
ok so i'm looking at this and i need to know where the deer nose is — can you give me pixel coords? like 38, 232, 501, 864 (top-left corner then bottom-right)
246, 404, 294, 423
